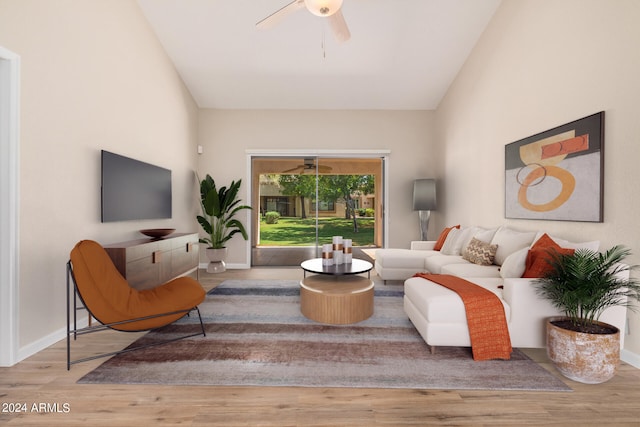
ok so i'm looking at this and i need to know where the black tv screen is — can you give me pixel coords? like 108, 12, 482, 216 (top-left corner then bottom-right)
101, 150, 172, 222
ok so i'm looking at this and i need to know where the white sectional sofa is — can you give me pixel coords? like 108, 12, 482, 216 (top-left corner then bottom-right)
375, 225, 628, 350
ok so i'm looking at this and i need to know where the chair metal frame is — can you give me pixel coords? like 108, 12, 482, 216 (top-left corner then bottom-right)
66, 260, 206, 370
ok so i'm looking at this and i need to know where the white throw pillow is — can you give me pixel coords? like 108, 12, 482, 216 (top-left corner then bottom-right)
490, 227, 537, 266
552, 236, 599, 251
499, 246, 529, 278
474, 227, 498, 243
531, 232, 600, 252
440, 227, 463, 255
459, 226, 482, 256
451, 227, 476, 255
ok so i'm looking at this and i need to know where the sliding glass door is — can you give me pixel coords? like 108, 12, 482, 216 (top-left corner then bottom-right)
251, 156, 384, 266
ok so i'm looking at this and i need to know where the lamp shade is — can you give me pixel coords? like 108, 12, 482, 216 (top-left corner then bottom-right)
304, 0, 343, 16
412, 179, 437, 211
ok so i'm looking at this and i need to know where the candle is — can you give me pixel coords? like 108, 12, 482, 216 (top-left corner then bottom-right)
322, 244, 333, 266
343, 238, 352, 263
332, 236, 343, 265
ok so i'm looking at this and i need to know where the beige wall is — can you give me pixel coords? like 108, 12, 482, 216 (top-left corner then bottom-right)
197, 109, 436, 265
435, 0, 640, 356
0, 0, 199, 356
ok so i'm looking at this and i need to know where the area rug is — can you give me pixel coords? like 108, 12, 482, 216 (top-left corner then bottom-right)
78, 279, 571, 391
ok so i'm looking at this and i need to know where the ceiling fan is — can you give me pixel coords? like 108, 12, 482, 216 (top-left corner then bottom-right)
282, 158, 333, 174
256, 0, 351, 43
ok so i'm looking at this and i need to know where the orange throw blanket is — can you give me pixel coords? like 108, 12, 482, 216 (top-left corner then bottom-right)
414, 273, 512, 361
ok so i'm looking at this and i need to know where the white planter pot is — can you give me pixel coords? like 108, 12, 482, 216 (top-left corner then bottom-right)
205, 247, 228, 273
546, 317, 620, 384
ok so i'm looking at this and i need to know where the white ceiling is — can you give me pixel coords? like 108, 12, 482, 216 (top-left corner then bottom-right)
136, 0, 501, 110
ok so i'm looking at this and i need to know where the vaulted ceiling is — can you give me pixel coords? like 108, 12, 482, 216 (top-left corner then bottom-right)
137, 0, 501, 110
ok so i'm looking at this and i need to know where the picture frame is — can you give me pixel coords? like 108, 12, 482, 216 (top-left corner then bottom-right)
504, 112, 604, 222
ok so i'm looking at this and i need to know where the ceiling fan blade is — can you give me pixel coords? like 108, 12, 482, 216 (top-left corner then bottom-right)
282, 165, 304, 174
256, 0, 306, 30
328, 9, 350, 43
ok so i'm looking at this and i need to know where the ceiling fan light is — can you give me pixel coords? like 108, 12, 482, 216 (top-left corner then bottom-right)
304, 0, 343, 17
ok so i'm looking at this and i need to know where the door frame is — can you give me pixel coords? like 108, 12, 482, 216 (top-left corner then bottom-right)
0, 47, 20, 367
246, 149, 390, 264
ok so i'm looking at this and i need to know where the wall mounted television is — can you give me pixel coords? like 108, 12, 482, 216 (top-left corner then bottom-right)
101, 150, 172, 222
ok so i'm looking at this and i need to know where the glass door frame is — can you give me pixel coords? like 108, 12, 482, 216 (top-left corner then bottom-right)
246, 149, 390, 264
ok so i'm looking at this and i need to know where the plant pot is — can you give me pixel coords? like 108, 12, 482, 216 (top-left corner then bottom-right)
546, 317, 620, 384
205, 247, 227, 273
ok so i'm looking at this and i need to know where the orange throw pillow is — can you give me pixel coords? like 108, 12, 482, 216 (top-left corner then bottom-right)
522, 233, 574, 278
433, 225, 461, 251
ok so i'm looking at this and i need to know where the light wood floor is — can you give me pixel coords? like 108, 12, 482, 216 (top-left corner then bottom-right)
2, 267, 640, 426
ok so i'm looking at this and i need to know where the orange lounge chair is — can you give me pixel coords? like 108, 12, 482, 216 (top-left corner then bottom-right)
66, 240, 206, 369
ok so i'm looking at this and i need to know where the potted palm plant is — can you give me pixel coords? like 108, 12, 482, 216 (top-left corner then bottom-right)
535, 245, 640, 383
197, 174, 251, 273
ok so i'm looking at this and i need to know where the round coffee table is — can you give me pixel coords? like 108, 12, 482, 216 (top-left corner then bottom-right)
300, 258, 373, 277
299, 258, 375, 324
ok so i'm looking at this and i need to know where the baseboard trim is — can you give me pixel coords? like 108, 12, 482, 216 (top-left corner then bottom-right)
198, 262, 251, 270
17, 317, 89, 365
621, 349, 640, 369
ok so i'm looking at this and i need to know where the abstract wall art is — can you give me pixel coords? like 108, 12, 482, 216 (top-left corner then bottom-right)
505, 112, 604, 222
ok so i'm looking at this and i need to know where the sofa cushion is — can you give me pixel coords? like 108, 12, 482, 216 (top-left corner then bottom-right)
410, 241, 436, 251
463, 238, 498, 266
374, 248, 434, 269
433, 225, 460, 251
442, 262, 501, 278
424, 255, 468, 274
522, 233, 575, 278
404, 276, 510, 324
490, 227, 537, 266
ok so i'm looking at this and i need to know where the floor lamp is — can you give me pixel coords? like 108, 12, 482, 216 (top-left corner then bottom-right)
413, 179, 437, 241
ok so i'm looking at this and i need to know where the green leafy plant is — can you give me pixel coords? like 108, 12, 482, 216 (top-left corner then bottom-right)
535, 245, 640, 333
197, 174, 251, 249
